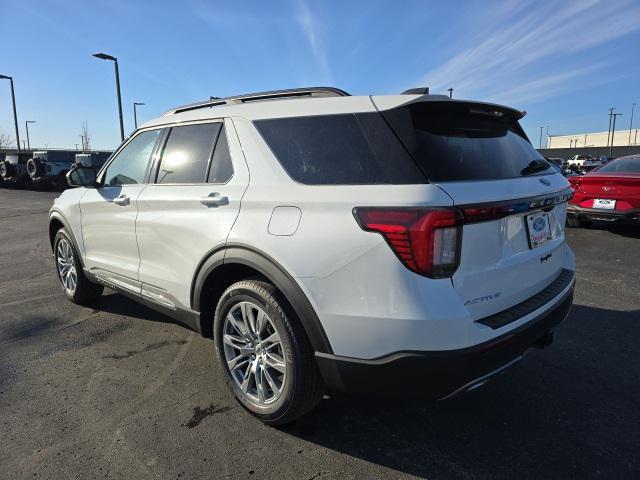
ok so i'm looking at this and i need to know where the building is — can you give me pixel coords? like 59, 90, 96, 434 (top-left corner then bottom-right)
547, 129, 639, 148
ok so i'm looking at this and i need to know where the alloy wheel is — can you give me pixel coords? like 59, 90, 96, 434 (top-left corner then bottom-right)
56, 238, 77, 295
222, 301, 287, 405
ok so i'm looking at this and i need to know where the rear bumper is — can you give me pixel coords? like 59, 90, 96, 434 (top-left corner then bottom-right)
315, 278, 574, 399
567, 205, 640, 224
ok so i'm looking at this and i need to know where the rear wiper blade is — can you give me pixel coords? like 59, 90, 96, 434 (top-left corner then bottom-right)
521, 159, 551, 176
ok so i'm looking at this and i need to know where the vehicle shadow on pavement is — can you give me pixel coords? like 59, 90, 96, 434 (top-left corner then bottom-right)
282, 304, 640, 479
93, 292, 179, 326
607, 226, 640, 239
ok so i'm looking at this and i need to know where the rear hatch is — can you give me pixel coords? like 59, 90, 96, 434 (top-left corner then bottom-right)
376, 98, 572, 320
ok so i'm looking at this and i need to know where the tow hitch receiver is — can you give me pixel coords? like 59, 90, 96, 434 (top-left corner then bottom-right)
532, 330, 554, 349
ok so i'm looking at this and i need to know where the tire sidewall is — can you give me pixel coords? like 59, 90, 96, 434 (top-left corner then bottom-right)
213, 284, 298, 421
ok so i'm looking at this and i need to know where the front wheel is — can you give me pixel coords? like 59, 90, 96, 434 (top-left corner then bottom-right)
54, 228, 103, 305
213, 280, 322, 425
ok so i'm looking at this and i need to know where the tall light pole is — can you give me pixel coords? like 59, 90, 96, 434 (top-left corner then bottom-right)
79, 134, 86, 152
25, 120, 35, 150
606, 107, 615, 148
93, 53, 125, 142
0, 74, 21, 153
133, 102, 145, 129
539, 126, 544, 149
447, 88, 453, 99
610, 113, 623, 156
629, 102, 636, 146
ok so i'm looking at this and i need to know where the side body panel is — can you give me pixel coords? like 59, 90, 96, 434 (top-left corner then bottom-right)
135, 120, 250, 310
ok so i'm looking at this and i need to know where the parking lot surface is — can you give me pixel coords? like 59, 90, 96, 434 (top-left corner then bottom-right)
1, 187, 639, 480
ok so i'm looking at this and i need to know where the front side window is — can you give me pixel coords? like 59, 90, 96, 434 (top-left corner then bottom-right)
103, 129, 161, 185
156, 123, 220, 184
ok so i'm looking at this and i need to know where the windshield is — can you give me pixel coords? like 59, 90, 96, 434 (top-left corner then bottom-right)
381, 102, 548, 182
595, 157, 640, 173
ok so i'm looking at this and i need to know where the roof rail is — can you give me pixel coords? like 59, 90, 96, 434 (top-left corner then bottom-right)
163, 87, 350, 116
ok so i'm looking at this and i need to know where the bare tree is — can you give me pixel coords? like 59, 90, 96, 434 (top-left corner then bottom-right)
81, 121, 91, 152
0, 128, 12, 151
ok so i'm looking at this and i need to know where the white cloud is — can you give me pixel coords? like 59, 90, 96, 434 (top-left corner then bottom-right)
295, 0, 332, 82
416, 0, 640, 107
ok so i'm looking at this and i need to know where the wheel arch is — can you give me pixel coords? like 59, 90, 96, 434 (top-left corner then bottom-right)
192, 244, 333, 354
48, 211, 85, 268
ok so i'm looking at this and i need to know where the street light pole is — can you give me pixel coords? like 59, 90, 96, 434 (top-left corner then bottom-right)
539, 126, 544, 149
610, 113, 623, 156
93, 53, 125, 142
0, 75, 21, 153
447, 88, 453, 99
629, 103, 636, 146
606, 107, 615, 149
25, 120, 35, 150
133, 102, 145, 129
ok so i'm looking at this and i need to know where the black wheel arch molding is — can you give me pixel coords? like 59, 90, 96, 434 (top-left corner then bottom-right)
192, 243, 333, 354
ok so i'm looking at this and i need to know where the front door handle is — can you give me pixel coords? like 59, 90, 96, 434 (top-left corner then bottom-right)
200, 192, 228, 207
113, 195, 130, 206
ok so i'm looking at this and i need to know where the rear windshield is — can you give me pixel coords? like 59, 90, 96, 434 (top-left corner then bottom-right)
596, 157, 640, 173
254, 113, 427, 185
381, 102, 548, 182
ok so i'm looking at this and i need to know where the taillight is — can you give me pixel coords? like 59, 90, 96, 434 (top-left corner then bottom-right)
353, 207, 463, 278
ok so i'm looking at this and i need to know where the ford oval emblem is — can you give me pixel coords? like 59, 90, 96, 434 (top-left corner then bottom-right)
532, 216, 546, 231
539, 177, 551, 186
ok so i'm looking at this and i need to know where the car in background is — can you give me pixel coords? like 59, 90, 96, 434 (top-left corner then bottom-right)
0, 153, 32, 187
27, 150, 77, 189
566, 154, 595, 168
545, 157, 565, 168
567, 155, 640, 227
73, 151, 112, 170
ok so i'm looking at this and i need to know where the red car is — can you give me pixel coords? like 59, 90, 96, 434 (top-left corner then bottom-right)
567, 155, 640, 226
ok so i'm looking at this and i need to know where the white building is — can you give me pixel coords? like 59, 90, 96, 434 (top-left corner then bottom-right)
547, 129, 639, 148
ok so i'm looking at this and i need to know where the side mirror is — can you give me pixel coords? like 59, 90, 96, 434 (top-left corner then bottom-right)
67, 165, 97, 187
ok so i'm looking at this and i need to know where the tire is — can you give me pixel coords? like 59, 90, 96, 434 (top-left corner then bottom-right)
566, 216, 581, 228
53, 228, 103, 305
0, 161, 14, 180
213, 280, 322, 425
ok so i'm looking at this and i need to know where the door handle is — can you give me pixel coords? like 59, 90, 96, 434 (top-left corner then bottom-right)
113, 195, 130, 206
200, 192, 228, 207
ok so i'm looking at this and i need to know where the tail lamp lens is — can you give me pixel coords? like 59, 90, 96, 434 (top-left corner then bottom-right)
354, 208, 463, 278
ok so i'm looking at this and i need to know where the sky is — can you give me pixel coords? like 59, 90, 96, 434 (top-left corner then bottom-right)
1, 0, 639, 150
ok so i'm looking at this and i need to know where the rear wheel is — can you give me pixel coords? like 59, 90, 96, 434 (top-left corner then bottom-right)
213, 280, 322, 425
54, 228, 103, 305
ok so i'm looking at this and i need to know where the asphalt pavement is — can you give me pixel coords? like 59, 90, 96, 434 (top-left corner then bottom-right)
1, 187, 639, 479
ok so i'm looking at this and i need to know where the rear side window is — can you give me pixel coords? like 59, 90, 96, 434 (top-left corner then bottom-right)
254, 113, 426, 185
157, 123, 220, 184
382, 102, 547, 182
208, 125, 234, 183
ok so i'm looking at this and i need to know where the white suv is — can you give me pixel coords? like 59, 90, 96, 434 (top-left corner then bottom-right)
49, 87, 576, 424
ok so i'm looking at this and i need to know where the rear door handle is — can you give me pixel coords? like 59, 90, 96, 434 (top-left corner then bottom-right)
113, 195, 130, 206
200, 192, 228, 207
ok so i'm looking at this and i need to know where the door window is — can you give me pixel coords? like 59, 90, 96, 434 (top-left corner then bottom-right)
207, 125, 234, 184
156, 123, 220, 184
102, 129, 161, 185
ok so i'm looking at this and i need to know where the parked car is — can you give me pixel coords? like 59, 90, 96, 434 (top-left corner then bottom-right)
566, 154, 595, 167
72, 151, 112, 170
567, 155, 640, 226
0, 153, 32, 187
28, 150, 77, 189
545, 157, 565, 168
50, 87, 576, 424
